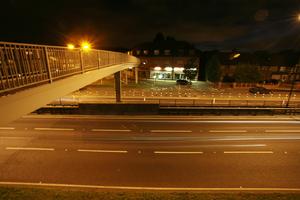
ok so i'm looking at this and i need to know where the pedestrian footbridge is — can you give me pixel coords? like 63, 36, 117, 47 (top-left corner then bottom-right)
0, 42, 140, 125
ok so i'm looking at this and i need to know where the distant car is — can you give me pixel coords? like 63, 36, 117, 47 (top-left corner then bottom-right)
249, 87, 272, 94
176, 79, 190, 85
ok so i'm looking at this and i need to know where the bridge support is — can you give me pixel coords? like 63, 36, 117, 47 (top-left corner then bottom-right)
125, 70, 128, 85
114, 71, 122, 102
135, 67, 138, 84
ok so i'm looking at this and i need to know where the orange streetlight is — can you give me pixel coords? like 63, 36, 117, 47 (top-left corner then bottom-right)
67, 43, 75, 50
81, 41, 91, 51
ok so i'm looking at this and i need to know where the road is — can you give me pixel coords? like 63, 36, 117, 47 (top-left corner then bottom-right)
0, 115, 300, 191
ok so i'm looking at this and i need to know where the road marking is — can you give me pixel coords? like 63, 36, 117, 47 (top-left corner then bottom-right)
150, 130, 192, 133
77, 149, 128, 153
0, 181, 300, 191
229, 144, 267, 147
154, 151, 203, 154
224, 151, 273, 154
0, 127, 15, 130
6, 147, 54, 151
34, 127, 74, 131
209, 130, 247, 133
91, 129, 131, 132
265, 130, 300, 133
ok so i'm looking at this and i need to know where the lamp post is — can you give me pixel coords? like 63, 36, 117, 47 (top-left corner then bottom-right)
285, 15, 300, 108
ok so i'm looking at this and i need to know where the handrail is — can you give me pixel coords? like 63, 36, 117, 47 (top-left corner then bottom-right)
0, 41, 140, 94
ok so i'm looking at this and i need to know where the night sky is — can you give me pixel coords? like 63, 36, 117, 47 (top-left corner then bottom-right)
1, 0, 300, 51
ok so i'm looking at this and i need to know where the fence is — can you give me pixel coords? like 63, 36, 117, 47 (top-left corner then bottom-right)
0, 41, 139, 94
49, 96, 300, 108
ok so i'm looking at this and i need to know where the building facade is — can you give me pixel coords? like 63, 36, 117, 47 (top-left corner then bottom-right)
130, 35, 199, 80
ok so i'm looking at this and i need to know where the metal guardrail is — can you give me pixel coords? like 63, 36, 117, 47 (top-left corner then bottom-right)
0, 41, 139, 94
48, 96, 300, 108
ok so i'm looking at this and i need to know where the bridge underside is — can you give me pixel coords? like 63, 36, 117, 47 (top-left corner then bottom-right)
0, 63, 135, 125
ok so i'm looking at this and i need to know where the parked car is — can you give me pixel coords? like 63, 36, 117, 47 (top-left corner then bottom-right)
176, 79, 190, 85
249, 86, 272, 94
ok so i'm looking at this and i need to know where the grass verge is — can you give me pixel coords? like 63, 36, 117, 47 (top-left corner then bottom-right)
1, 186, 300, 200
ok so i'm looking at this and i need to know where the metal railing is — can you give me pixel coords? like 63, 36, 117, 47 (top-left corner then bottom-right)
0, 41, 139, 94
48, 96, 300, 108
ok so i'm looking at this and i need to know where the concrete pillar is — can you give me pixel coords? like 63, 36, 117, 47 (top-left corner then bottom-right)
114, 71, 121, 102
125, 70, 128, 85
135, 67, 138, 84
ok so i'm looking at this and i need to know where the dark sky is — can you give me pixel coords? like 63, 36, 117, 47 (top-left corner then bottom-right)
1, 0, 300, 51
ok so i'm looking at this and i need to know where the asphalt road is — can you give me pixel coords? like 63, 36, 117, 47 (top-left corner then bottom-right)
1, 115, 300, 191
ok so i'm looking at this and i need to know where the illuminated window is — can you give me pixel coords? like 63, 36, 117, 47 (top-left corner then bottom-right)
164, 67, 173, 72
154, 50, 160, 55
143, 50, 149, 55
136, 50, 141, 55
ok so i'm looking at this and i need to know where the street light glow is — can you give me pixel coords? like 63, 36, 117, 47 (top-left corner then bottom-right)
81, 41, 91, 51
67, 44, 75, 50
233, 53, 240, 59
298, 14, 300, 21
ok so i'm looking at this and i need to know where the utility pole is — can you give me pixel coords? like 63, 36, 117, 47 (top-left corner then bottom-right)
286, 65, 298, 108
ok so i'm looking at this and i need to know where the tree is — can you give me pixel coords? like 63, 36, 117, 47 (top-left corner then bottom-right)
205, 54, 221, 82
183, 58, 198, 81
153, 32, 165, 43
234, 63, 262, 83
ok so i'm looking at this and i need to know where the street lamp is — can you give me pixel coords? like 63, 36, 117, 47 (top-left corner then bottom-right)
67, 43, 75, 50
81, 41, 91, 51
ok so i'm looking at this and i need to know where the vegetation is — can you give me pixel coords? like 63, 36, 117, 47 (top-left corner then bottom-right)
183, 58, 198, 81
205, 54, 221, 82
234, 63, 262, 83
1, 186, 300, 200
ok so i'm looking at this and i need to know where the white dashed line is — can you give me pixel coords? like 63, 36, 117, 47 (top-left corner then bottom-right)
209, 130, 247, 133
91, 129, 131, 132
6, 147, 54, 151
223, 151, 273, 154
150, 130, 192, 133
0, 127, 15, 130
154, 151, 203, 154
265, 130, 300, 133
34, 128, 74, 131
77, 149, 128, 153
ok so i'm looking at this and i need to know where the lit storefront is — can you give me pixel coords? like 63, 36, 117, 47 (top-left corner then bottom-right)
150, 66, 186, 80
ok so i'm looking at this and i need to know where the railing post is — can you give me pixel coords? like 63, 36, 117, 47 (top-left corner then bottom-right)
97, 51, 101, 69
44, 47, 52, 83
79, 50, 84, 73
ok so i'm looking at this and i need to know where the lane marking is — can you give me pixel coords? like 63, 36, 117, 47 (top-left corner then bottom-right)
6, 147, 54, 151
154, 151, 203, 154
224, 151, 274, 154
91, 129, 131, 132
209, 130, 247, 133
0, 182, 300, 191
77, 149, 128, 153
230, 144, 267, 147
0, 127, 15, 130
34, 128, 74, 131
150, 130, 192, 133
265, 130, 300, 133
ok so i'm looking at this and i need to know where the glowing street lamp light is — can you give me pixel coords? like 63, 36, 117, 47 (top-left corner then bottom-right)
232, 53, 240, 59
67, 43, 75, 50
298, 14, 300, 21
81, 41, 91, 51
